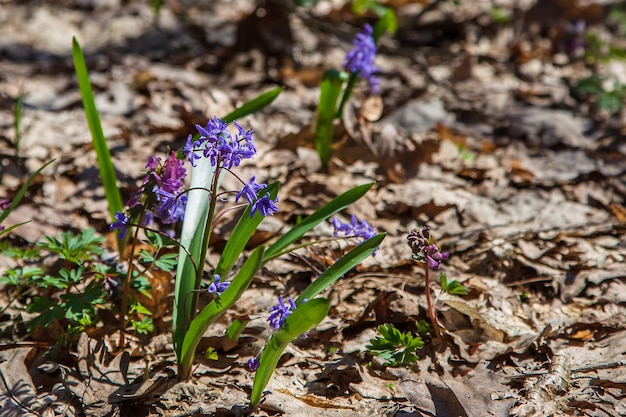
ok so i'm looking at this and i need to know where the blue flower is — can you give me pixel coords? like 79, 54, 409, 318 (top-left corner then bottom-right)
110, 211, 131, 238
181, 134, 202, 167
251, 194, 279, 218
343, 24, 380, 94
194, 117, 257, 168
268, 295, 297, 329
331, 214, 378, 254
153, 188, 187, 224
236, 176, 265, 205
207, 274, 230, 296
247, 357, 260, 372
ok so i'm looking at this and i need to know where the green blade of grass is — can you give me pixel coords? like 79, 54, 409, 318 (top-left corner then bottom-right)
249, 297, 330, 407
263, 182, 374, 261
72, 37, 124, 233
0, 159, 55, 226
222, 87, 284, 123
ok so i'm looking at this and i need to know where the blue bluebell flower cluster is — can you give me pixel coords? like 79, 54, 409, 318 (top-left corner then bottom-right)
110, 117, 279, 238
407, 226, 449, 269
343, 24, 380, 94
331, 214, 378, 255
183, 116, 256, 169
267, 295, 297, 329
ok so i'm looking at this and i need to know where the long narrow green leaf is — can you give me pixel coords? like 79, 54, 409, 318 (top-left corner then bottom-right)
296, 233, 386, 304
179, 245, 264, 380
72, 37, 124, 245
0, 221, 30, 238
314, 70, 347, 169
263, 182, 374, 261
0, 159, 55, 225
250, 297, 330, 407
222, 87, 284, 123
13, 87, 24, 157
214, 182, 279, 279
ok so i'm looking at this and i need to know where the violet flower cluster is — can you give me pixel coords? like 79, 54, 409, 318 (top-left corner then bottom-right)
111, 117, 279, 239
185, 118, 278, 218
407, 226, 449, 269
111, 151, 188, 238
343, 24, 380, 94
332, 214, 378, 255
267, 295, 297, 330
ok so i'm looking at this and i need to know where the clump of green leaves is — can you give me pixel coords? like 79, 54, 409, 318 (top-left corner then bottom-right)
0, 228, 159, 336
439, 272, 468, 296
576, 75, 626, 113
367, 323, 424, 367
5, 229, 108, 334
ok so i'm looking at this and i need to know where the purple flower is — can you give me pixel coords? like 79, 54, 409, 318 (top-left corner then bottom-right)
194, 117, 257, 169
110, 211, 131, 238
331, 215, 378, 254
247, 357, 260, 372
207, 274, 230, 296
154, 151, 186, 194
181, 134, 202, 167
407, 226, 449, 269
236, 176, 265, 205
343, 24, 380, 94
236, 176, 279, 218
153, 188, 187, 224
251, 194, 279, 217
268, 295, 297, 329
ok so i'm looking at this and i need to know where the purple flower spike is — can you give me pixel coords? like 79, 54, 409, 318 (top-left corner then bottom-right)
407, 227, 449, 269
268, 295, 297, 329
208, 274, 230, 296
110, 211, 131, 238
343, 24, 380, 94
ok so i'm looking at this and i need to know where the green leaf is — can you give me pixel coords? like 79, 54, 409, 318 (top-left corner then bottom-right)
173, 155, 214, 358
132, 316, 154, 334
204, 347, 219, 361
373, 8, 398, 39
0, 159, 55, 226
13, 87, 24, 156
250, 297, 330, 407
264, 182, 374, 261
153, 253, 178, 271
439, 272, 468, 296
72, 37, 124, 251
178, 245, 265, 380
366, 324, 423, 367
314, 70, 348, 169
222, 87, 284, 123
296, 233, 385, 304
214, 182, 279, 279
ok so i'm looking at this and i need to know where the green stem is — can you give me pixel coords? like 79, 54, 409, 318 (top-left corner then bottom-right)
335, 73, 359, 120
